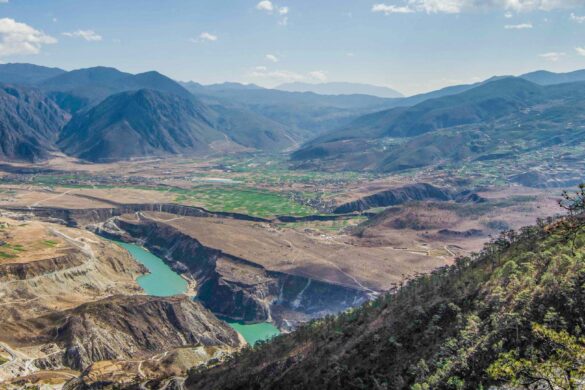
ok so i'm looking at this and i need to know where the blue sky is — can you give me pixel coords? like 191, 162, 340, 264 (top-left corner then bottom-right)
1, 0, 585, 95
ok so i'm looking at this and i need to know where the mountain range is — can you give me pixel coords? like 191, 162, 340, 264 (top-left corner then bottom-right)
58, 89, 224, 162
292, 76, 585, 172
276, 81, 404, 98
1, 62, 585, 164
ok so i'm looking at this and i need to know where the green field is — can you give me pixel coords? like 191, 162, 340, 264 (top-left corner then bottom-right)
278, 216, 367, 233
173, 187, 318, 218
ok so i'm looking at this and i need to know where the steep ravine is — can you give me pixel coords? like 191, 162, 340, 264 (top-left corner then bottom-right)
96, 216, 370, 329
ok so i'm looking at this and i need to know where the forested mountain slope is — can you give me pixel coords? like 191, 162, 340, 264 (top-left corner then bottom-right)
0, 84, 68, 162
186, 191, 585, 389
292, 77, 585, 173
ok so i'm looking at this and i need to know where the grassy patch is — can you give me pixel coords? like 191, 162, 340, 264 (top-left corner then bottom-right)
42, 240, 58, 248
278, 216, 367, 233
0, 251, 16, 259
1, 243, 25, 252
172, 187, 318, 218
0, 356, 8, 365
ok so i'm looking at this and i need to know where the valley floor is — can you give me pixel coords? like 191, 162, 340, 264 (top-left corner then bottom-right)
0, 154, 569, 388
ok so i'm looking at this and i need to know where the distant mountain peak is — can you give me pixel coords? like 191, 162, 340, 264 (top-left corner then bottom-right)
0, 63, 66, 85
276, 81, 403, 98
520, 68, 585, 86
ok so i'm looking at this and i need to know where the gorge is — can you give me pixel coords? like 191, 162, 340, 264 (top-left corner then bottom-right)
114, 240, 281, 345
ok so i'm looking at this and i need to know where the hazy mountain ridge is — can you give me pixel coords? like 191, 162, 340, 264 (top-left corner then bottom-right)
57, 89, 227, 162
182, 81, 401, 139
292, 77, 585, 173
58, 88, 298, 162
1, 64, 585, 163
38, 66, 194, 112
276, 81, 404, 98
0, 63, 66, 85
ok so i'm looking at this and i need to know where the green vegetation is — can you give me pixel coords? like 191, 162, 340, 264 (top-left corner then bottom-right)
0, 251, 15, 259
278, 216, 368, 233
211, 155, 373, 186
42, 240, 58, 247
488, 323, 585, 389
172, 186, 317, 218
0, 355, 8, 365
186, 186, 585, 389
0, 242, 24, 258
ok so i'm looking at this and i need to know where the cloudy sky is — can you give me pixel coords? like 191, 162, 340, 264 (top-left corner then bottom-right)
1, 0, 585, 95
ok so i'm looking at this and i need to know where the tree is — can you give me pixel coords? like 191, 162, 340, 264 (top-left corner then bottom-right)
559, 184, 585, 254
487, 323, 585, 389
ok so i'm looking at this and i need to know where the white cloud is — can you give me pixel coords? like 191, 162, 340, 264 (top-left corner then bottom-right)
504, 22, 533, 28
256, 0, 274, 12
250, 68, 306, 83
265, 54, 279, 63
372, 0, 585, 15
570, 12, 585, 22
503, 0, 583, 12
257, 0, 289, 24
372, 4, 415, 14
539, 51, 566, 61
193, 32, 218, 43
0, 18, 57, 57
346, 52, 355, 57
309, 70, 327, 82
418, 0, 468, 13
249, 68, 328, 84
576, 47, 585, 56
504, 11, 514, 17
62, 29, 102, 42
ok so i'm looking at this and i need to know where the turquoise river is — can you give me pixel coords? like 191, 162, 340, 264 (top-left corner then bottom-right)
115, 241, 280, 345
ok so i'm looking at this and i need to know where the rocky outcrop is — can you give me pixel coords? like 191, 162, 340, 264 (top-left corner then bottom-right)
275, 213, 375, 223
333, 183, 451, 213
25, 295, 241, 371
1, 203, 269, 227
333, 183, 485, 213
510, 171, 584, 189
0, 251, 85, 281
437, 228, 484, 238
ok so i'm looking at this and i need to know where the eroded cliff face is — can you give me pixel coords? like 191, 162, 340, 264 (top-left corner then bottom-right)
333, 183, 453, 213
1, 202, 268, 228
0, 219, 145, 330
26, 295, 241, 371
0, 215, 242, 387
99, 216, 369, 329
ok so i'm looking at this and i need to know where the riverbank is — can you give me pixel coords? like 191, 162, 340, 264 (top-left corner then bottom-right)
114, 240, 281, 345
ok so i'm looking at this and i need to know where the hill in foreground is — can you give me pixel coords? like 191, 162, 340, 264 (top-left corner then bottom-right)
185, 193, 585, 389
